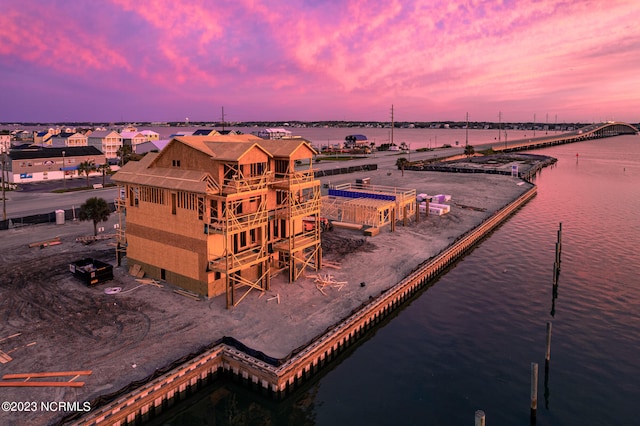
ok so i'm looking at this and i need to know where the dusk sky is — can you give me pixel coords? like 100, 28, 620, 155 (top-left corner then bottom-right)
1, 0, 639, 123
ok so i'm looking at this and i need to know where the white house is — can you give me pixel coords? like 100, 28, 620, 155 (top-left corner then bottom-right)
253, 128, 292, 140
0, 132, 10, 153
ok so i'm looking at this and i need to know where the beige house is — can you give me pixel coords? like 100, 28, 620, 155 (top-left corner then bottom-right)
113, 134, 321, 307
0, 132, 10, 153
140, 130, 160, 141
88, 130, 123, 159
120, 131, 148, 151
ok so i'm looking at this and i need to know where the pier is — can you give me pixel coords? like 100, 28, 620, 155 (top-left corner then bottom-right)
71, 185, 537, 426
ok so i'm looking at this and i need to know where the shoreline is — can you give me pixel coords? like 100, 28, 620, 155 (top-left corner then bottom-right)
68, 186, 537, 426
1, 166, 538, 426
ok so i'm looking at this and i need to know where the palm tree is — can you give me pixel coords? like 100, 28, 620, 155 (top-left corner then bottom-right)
396, 157, 409, 176
97, 163, 111, 186
464, 144, 475, 158
117, 144, 133, 166
78, 197, 111, 236
78, 160, 96, 188
395, 157, 409, 170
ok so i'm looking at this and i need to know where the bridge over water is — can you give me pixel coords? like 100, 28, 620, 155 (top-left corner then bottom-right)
491, 121, 639, 153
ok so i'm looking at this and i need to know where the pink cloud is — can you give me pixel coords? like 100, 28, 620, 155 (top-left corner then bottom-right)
1, 0, 639, 122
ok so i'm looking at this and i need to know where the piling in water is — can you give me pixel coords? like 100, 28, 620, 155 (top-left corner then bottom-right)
545, 322, 552, 362
531, 362, 539, 421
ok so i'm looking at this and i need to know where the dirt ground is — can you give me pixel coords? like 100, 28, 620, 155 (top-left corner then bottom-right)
0, 167, 535, 425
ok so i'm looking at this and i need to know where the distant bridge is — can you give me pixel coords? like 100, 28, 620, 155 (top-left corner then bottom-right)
492, 122, 639, 153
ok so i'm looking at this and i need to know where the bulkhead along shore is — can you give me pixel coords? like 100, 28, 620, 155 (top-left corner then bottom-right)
0, 154, 548, 426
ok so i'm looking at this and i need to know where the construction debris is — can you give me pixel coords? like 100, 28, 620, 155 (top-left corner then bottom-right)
116, 279, 163, 295
322, 260, 342, 270
28, 237, 61, 248
173, 289, 201, 301
0, 370, 91, 387
0, 342, 37, 364
267, 293, 280, 304
75, 234, 115, 243
314, 273, 347, 295
128, 264, 145, 278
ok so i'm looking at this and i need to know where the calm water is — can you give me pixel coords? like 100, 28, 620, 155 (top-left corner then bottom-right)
151, 135, 640, 425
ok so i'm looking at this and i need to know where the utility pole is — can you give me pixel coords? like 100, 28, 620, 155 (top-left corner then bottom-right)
534, 113, 537, 137
221, 106, 226, 132
1, 152, 6, 221
465, 112, 469, 147
498, 111, 502, 144
62, 150, 66, 190
390, 104, 394, 148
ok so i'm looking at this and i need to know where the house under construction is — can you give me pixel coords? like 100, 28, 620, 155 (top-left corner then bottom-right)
321, 183, 416, 230
112, 135, 321, 308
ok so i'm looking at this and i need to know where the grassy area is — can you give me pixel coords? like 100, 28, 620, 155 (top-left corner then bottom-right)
51, 183, 117, 193
314, 156, 367, 161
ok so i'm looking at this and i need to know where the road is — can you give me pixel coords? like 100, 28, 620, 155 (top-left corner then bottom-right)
2, 146, 474, 221
3, 178, 119, 219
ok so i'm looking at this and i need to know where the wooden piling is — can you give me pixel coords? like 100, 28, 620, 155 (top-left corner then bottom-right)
475, 410, 486, 426
545, 322, 552, 362
530, 362, 539, 420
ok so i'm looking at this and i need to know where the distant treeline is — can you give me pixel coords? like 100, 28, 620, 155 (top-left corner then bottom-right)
3, 120, 638, 130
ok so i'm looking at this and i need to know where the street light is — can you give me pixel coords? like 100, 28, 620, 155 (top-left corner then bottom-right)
62, 150, 66, 189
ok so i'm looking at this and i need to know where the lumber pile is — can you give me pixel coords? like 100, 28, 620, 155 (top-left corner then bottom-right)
322, 260, 342, 270
75, 234, 115, 243
128, 264, 145, 278
363, 227, 380, 236
314, 273, 347, 295
0, 371, 91, 387
331, 221, 363, 230
0, 333, 34, 364
173, 289, 201, 301
28, 237, 61, 248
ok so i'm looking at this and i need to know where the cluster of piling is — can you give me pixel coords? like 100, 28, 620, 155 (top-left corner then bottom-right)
530, 223, 562, 424
477, 222, 561, 425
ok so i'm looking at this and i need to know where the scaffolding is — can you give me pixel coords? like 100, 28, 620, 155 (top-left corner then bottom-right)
114, 190, 127, 266
272, 170, 322, 282
207, 168, 271, 308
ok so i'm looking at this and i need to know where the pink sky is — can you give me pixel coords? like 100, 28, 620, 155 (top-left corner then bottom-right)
1, 0, 639, 123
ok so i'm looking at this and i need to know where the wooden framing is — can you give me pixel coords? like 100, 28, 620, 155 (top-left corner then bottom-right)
113, 135, 321, 308
321, 183, 416, 231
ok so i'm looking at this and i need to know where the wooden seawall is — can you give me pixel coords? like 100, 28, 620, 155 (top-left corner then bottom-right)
72, 185, 538, 426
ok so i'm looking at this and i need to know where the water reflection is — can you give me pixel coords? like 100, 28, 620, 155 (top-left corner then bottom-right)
151, 136, 640, 426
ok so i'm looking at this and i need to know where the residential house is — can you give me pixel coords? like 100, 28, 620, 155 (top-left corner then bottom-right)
0, 131, 10, 153
49, 132, 88, 148
134, 140, 170, 154
192, 129, 220, 136
88, 130, 123, 159
253, 128, 292, 140
120, 131, 147, 152
112, 134, 320, 307
33, 130, 53, 146
140, 130, 160, 142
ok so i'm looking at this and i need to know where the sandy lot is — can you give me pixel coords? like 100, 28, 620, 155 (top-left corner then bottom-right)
0, 167, 534, 425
